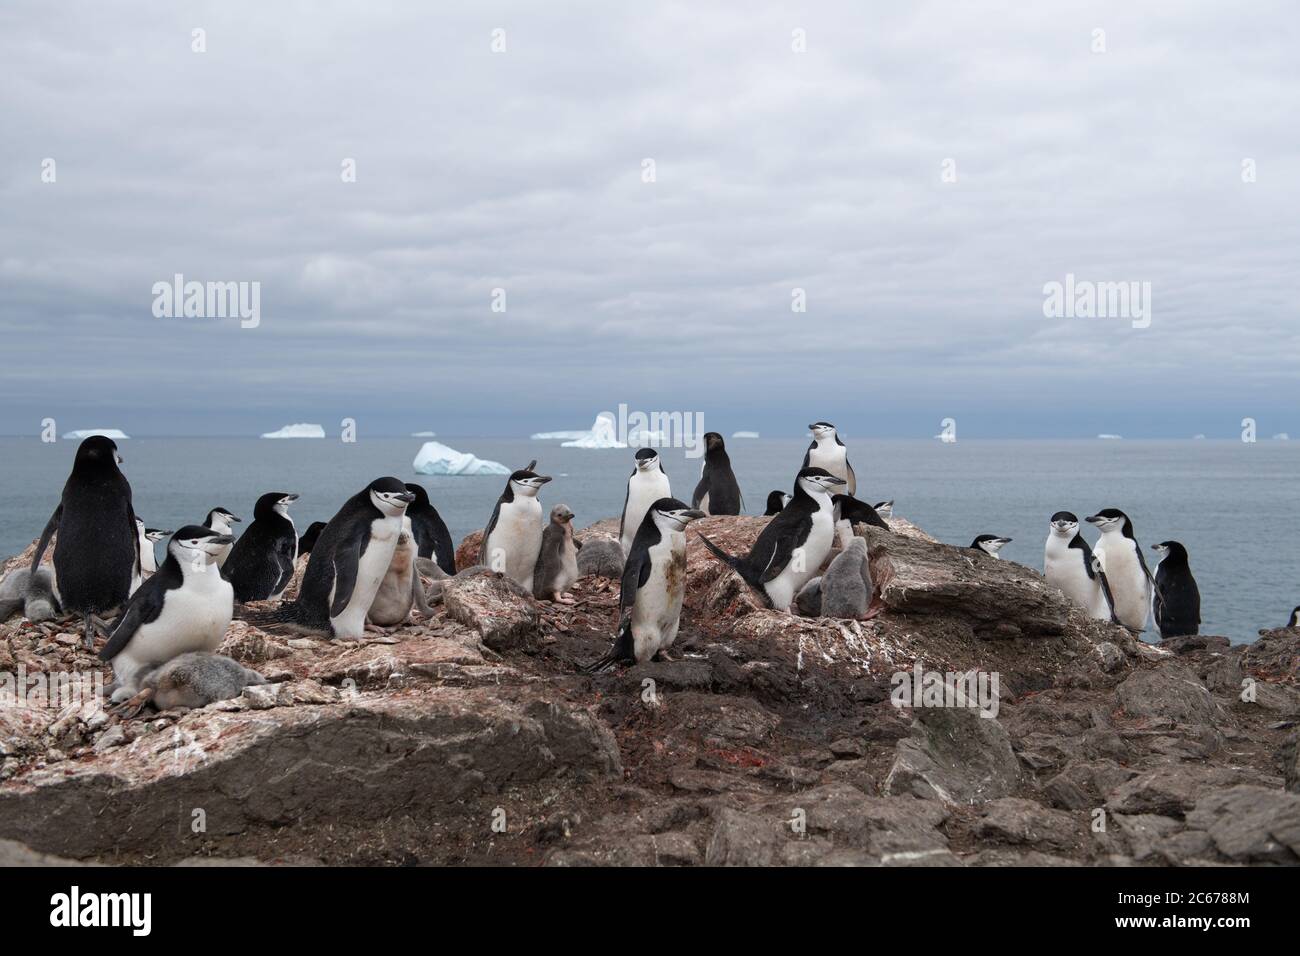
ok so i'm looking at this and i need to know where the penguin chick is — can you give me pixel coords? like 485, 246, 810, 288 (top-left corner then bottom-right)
534, 504, 580, 603
367, 517, 433, 628
820, 537, 872, 619
577, 536, 624, 579
0, 566, 60, 623
128, 652, 268, 714
794, 576, 823, 616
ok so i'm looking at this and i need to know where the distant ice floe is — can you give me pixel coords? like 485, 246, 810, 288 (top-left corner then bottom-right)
261, 423, 326, 439
1273, 433, 1291, 441
1097, 433, 1123, 440
413, 441, 510, 476
62, 428, 129, 440
731, 431, 760, 439
530, 430, 590, 440
411, 431, 437, 437
561, 413, 626, 449
1193, 434, 1207, 440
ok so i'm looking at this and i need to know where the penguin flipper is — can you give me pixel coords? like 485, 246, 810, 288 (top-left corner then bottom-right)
690, 474, 709, 511
31, 504, 62, 571
846, 458, 857, 497
756, 514, 813, 583
617, 545, 653, 624
98, 576, 166, 661
328, 528, 369, 618
585, 622, 636, 673
479, 500, 504, 565
801, 442, 813, 470
273, 535, 297, 594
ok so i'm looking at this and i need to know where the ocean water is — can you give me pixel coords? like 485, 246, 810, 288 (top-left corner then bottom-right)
1, 437, 1295, 644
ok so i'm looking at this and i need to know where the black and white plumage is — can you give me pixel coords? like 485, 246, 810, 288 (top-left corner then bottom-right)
1151, 541, 1201, 639
764, 491, 791, 516
224, 492, 299, 602
1089, 554, 1119, 626
242, 478, 415, 640
31, 436, 138, 648
873, 500, 894, 519
698, 467, 845, 610
1288, 606, 1300, 628
1043, 511, 1106, 616
99, 526, 236, 703
586, 498, 705, 671
297, 521, 326, 556
620, 448, 671, 556
969, 534, 1012, 558
831, 493, 889, 548
202, 507, 241, 568
691, 432, 742, 516
802, 422, 857, 495
480, 468, 551, 591
1086, 509, 1153, 633
404, 483, 456, 575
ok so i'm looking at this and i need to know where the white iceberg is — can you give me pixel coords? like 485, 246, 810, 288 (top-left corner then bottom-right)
731, 431, 760, 439
1193, 434, 1207, 440
413, 441, 510, 476
62, 428, 129, 440
561, 413, 626, 449
530, 430, 590, 440
1273, 433, 1290, 441
411, 431, 437, 437
261, 423, 326, 439
1097, 433, 1123, 440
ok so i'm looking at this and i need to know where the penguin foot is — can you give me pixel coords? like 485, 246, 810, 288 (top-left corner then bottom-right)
110, 688, 155, 720
553, 592, 576, 605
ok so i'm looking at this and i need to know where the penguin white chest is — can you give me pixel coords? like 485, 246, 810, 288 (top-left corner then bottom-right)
765, 504, 835, 610
488, 498, 543, 589
1097, 536, 1150, 631
134, 570, 233, 662
331, 515, 403, 637
622, 473, 671, 553
808, 442, 846, 478
1044, 537, 1099, 610
631, 531, 687, 659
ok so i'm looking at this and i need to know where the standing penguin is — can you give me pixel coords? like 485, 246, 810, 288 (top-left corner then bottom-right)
1089, 554, 1119, 625
135, 520, 171, 576
620, 448, 672, 556
820, 537, 873, 619
764, 491, 791, 516
1287, 607, 1300, 628
1043, 511, 1105, 614
534, 504, 581, 603
243, 478, 415, 640
969, 535, 1012, 558
99, 526, 236, 703
1086, 509, 1152, 633
202, 507, 241, 568
1151, 541, 1201, 638
480, 467, 552, 591
586, 498, 705, 670
803, 422, 857, 495
691, 432, 742, 515
405, 483, 456, 575
297, 521, 327, 556
698, 467, 845, 610
31, 436, 138, 648
224, 492, 299, 602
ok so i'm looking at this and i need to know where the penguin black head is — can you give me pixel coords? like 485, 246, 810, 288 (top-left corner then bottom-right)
971, 534, 1012, 556
1151, 541, 1189, 563
168, 525, 236, 565
550, 504, 575, 524
764, 490, 790, 515
299, 521, 327, 554
369, 477, 416, 515
206, 507, 242, 527
404, 483, 432, 508
254, 492, 299, 519
1289, 606, 1300, 628
509, 469, 552, 496
634, 448, 660, 471
873, 500, 894, 518
74, 435, 122, 468
703, 432, 725, 452
145, 528, 171, 542
1049, 512, 1079, 536
650, 497, 705, 530
1085, 509, 1133, 536
796, 466, 846, 496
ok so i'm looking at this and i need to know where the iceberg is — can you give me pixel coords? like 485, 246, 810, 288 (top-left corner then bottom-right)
731, 431, 760, 439
261, 423, 326, 439
530, 430, 590, 440
1097, 434, 1123, 440
413, 441, 510, 476
62, 428, 129, 440
411, 431, 437, 437
1273, 433, 1290, 441
561, 413, 626, 449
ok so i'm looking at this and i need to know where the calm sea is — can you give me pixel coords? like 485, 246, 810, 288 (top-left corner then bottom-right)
1, 437, 1295, 644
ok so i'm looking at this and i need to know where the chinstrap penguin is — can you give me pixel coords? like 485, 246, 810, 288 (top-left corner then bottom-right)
832, 493, 889, 547
404, 483, 456, 575
620, 448, 671, 557
297, 521, 326, 556
803, 422, 857, 495
586, 498, 705, 671
1089, 554, 1119, 625
202, 507, 241, 568
819, 536, 872, 619
32, 436, 138, 648
873, 501, 894, 519
691, 432, 742, 516
764, 491, 791, 516
970, 535, 1012, 558
698, 467, 845, 611
243, 478, 414, 640
480, 467, 552, 591
366, 516, 433, 628
1288, 607, 1300, 628
1151, 541, 1201, 639
1086, 509, 1152, 633
99, 526, 236, 703
135, 521, 171, 576
534, 504, 581, 603
224, 492, 299, 602
1043, 512, 1105, 615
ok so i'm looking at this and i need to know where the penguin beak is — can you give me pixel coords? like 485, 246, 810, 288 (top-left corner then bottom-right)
828, 476, 847, 486
1084, 515, 1101, 524
396, 491, 416, 503
230, 514, 243, 523
116, 454, 124, 465
533, 476, 553, 486
283, 494, 300, 503
683, 509, 706, 520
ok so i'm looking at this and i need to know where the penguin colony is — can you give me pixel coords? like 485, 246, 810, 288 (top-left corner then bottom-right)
3, 426, 1287, 710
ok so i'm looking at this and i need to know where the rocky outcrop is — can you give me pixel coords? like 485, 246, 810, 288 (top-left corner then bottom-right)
1, 514, 1296, 866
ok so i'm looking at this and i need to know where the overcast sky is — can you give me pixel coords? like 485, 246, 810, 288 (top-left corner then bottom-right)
1, 1, 1297, 438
